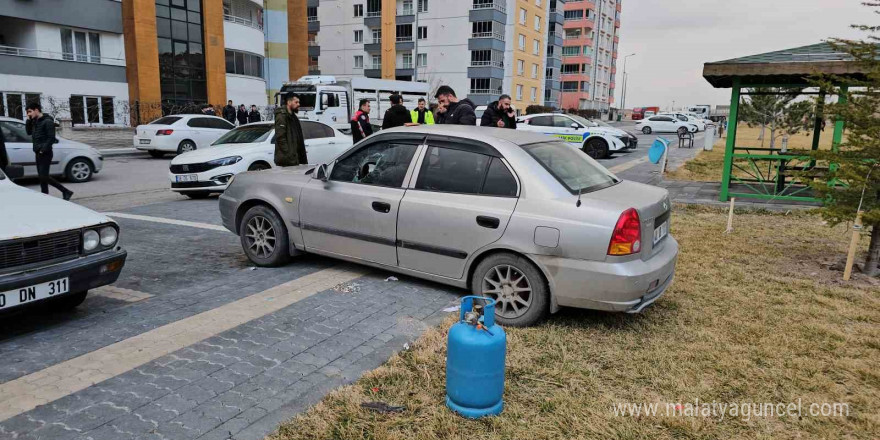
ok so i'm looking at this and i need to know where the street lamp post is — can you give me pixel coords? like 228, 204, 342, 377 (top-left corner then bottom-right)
620, 53, 636, 119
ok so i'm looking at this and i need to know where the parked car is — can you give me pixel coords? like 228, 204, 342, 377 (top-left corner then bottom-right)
134, 114, 235, 158
0, 116, 104, 183
0, 166, 126, 314
219, 125, 678, 327
635, 115, 698, 135
659, 113, 706, 131
516, 113, 631, 159
169, 121, 352, 199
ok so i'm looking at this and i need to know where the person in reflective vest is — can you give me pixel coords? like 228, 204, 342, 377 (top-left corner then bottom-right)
410, 98, 434, 125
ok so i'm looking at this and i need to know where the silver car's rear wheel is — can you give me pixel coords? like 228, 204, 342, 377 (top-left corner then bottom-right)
482, 265, 532, 319
240, 205, 290, 267
471, 253, 549, 327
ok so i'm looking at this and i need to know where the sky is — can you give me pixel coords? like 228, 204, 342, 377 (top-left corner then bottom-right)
615, 0, 871, 110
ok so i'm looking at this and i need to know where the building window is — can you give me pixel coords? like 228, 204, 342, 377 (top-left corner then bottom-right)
516, 84, 523, 100
518, 34, 525, 50
531, 64, 538, 79
564, 10, 583, 20
69, 95, 115, 125
403, 0, 414, 15
561, 64, 579, 74
517, 59, 524, 76
372, 54, 381, 68
401, 52, 413, 69
531, 87, 537, 102
418, 26, 427, 40
564, 28, 581, 39
534, 16, 540, 31
519, 8, 526, 24
417, 53, 427, 67
225, 50, 264, 78
60, 29, 101, 63
418, 0, 428, 13
396, 24, 413, 42
0, 92, 41, 120
354, 55, 364, 68
307, 6, 317, 20
354, 30, 363, 43
354, 4, 363, 16
562, 81, 578, 91
157, 0, 207, 108
562, 46, 579, 56
533, 40, 539, 55
372, 28, 382, 43
470, 78, 490, 93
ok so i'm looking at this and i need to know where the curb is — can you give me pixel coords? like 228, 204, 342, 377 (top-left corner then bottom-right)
99, 148, 150, 158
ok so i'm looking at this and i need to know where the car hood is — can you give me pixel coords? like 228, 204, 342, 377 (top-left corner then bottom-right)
56, 137, 97, 152
172, 142, 267, 164
589, 126, 626, 137
0, 182, 112, 241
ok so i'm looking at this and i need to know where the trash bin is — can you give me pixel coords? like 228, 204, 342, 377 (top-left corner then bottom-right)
617, 114, 622, 122
704, 126, 715, 151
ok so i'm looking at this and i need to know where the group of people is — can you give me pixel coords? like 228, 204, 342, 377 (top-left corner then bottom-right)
348, 85, 518, 143
201, 101, 262, 126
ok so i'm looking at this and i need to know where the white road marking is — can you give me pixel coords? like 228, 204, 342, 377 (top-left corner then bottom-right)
102, 212, 228, 232
0, 266, 368, 422
91, 286, 154, 303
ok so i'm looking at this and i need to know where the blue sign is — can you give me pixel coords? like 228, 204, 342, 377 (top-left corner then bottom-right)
648, 138, 670, 164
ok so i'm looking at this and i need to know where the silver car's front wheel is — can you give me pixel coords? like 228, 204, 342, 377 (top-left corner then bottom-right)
240, 205, 290, 267
471, 253, 549, 327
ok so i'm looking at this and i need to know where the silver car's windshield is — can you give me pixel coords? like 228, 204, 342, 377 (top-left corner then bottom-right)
213, 125, 273, 145
522, 141, 619, 194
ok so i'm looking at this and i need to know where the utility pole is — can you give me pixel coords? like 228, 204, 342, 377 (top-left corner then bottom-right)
620, 53, 635, 118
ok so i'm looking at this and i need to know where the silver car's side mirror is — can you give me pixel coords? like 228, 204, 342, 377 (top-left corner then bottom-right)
315, 163, 329, 181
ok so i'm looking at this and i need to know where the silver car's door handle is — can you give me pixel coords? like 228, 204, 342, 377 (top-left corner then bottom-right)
372, 201, 391, 213
476, 216, 500, 229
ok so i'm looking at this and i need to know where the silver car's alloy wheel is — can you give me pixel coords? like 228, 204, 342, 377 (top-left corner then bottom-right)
70, 162, 91, 181
244, 216, 276, 259
482, 264, 532, 319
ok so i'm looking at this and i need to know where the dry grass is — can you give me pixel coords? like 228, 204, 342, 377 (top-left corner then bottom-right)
270, 206, 879, 440
667, 125, 838, 182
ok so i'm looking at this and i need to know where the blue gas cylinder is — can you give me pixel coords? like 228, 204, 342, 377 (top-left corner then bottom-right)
446, 296, 507, 418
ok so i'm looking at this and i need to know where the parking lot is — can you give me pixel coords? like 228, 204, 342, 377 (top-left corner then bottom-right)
1, 125, 707, 439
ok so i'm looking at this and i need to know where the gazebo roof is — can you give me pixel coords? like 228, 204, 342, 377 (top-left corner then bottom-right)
703, 42, 870, 88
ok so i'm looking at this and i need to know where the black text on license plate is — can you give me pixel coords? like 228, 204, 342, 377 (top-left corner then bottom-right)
0, 278, 69, 310
653, 221, 668, 245
139, 139, 150, 144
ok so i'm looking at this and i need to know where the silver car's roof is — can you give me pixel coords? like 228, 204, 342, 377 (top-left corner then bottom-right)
379, 124, 553, 149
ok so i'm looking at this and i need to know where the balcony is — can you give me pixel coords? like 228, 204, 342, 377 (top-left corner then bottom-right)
470, 3, 507, 23
308, 19, 320, 32
0, 45, 124, 67
468, 60, 504, 79
365, 10, 382, 26
307, 16, 318, 22
224, 14, 263, 30
364, 41, 382, 52
366, 10, 382, 17
471, 31, 504, 41
308, 45, 320, 57
472, 1, 506, 13
396, 36, 414, 51
469, 30, 505, 52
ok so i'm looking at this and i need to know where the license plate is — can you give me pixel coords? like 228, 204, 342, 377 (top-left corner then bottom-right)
176, 174, 198, 183
0, 278, 69, 311
653, 221, 669, 245
139, 139, 151, 145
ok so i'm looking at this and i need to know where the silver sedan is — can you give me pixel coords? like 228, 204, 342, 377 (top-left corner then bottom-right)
219, 125, 678, 326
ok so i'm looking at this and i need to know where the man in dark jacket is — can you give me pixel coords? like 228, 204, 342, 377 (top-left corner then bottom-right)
350, 99, 373, 143
25, 102, 72, 200
223, 100, 236, 125
0, 125, 8, 172
381, 94, 411, 129
248, 105, 261, 123
434, 86, 476, 125
273, 94, 308, 166
236, 105, 248, 126
480, 94, 517, 129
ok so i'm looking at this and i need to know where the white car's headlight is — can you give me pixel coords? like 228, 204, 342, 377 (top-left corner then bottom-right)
207, 156, 242, 167
100, 226, 118, 247
83, 230, 100, 251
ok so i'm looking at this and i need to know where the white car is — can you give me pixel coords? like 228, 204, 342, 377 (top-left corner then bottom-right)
134, 114, 235, 158
659, 113, 706, 131
516, 113, 631, 159
0, 116, 104, 183
635, 115, 698, 135
0, 166, 126, 313
169, 120, 352, 198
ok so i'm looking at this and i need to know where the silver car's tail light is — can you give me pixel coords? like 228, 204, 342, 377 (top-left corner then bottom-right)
607, 208, 641, 256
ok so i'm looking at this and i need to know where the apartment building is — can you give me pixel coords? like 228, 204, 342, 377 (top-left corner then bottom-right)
311, 0, 551, 113
544, 0, 565, 108
559, 0, 620, 112
0, 0, 128, 124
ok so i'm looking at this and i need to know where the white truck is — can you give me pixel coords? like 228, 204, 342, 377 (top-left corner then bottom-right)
276, 76, 431, 130
687, 105, 712, 120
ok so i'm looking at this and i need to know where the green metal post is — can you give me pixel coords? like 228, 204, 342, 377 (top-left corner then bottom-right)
719, 79, 740, 202
832, 86, 848, 153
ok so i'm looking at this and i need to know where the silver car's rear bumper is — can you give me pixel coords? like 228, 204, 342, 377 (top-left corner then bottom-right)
531, 236, 679, 313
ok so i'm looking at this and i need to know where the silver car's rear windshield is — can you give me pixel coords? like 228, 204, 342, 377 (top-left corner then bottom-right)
150, 116, 182, 125
521, 141, 620, 194
214, 125, 273, 145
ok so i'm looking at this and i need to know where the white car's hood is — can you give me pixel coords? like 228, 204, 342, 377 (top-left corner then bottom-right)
589, 126, 626, 137
172, 142, 268, 164
0, 181, 111, 241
